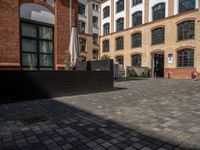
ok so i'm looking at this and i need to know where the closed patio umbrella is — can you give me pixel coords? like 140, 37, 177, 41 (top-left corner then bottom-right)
69, 27, 80, 69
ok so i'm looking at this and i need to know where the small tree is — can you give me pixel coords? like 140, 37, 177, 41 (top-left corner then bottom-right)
101, 54, 110, 60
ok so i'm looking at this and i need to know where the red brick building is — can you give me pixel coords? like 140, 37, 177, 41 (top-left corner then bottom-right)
0, 0, 78, 70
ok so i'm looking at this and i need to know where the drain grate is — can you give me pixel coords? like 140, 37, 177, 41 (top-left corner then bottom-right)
20, 116, 47, 125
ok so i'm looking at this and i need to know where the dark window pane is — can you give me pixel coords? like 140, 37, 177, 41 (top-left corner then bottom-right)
132, 11, 142, 27
132, 0, 142, 6
103, 23, 110, 35
39, 41, 53, 54
22, 39, 37, 52
103, 6, 110, 18
93, 33, 98, 44
40, 54, 53, 67
132, 33, 142, 48
178, 21, 195, 41
116, 0, 124, 13
177, 49, 194, 67
116, 18, 124, 31
153, 3, 165, 21
179, 0, 195, 13
21, 23, 37, 38
39, 26, 53, 40
78, 21, 86, 33
78, 3, 86, 15
103, 40, 109, 52
116, 37, 124, 50
152, 27, 165, 45
22, 53, 37, 68
131, 54, 141, 67
79, 38, 86, 52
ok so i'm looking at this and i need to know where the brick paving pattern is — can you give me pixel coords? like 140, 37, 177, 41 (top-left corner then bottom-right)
0, 79, 200, 150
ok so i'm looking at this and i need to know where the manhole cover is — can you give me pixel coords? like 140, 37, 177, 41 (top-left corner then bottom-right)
20, 116, 47, 125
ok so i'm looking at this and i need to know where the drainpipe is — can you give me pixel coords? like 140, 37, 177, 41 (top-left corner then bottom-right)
69, 0, 72, 33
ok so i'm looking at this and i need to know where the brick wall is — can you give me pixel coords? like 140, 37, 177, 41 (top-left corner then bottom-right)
0, 0, 78, 70
0, 0, 20, 70
164, 68, 195, 79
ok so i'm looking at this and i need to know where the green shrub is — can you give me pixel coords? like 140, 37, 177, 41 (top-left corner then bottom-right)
64, 58, 71, 71
141, 68, 150, 78
127, 68, 138, 77
101, 54, 110, 60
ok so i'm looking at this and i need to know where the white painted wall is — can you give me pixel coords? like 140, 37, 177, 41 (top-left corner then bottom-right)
129, 2, 144, 27
20, 3, 54, 24
101, 0, 111, 35
92, 2, 100, 34
149, 0, 168, 22
114, 0, 126, 32
174, 0, 199, 15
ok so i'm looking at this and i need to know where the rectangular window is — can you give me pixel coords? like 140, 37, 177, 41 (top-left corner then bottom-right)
78, 3, 86, 15
116, 0, 124, 13
116, 37, 124, 50
152, 28, 165, 45
103, 6, 110, 18
93, 16, 98, 28
21, 21, 54, 71
132, 33, 142, 48
103, 23, 110, 35
103, 40, 109, 52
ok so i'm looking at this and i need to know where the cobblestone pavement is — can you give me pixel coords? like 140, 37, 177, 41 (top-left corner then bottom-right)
1, 79, 200, 150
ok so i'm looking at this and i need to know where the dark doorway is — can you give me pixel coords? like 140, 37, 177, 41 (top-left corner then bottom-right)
152, 53, 164, 78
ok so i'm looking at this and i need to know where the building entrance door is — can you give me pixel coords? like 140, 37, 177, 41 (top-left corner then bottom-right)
152, 53, 164, 78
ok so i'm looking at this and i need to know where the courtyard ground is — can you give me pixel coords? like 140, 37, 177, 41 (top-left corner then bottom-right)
0, 79, 200, 150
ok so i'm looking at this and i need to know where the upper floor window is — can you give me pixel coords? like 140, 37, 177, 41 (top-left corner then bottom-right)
132, 0, 142, 6
152, 27, 165, 45
103, 23, 110, 35
179, 0, 195, 13
131, 54, 141, 67
103, 6, 110, 18
79, 38, 86, 52
116, 0, 124, 13
93, 3, 99, 12
78, 3, 86, 16
152, 3, 165, 21
116, 56, 124, 65
177, 49, 194, 67
178, 20, 195, 41
103, 40, 109, 52
93, 33, 98, 44
116, 37, 124, 50
116, 18, 124, 31
132, 11, 142, 27
93, 16, 98, 28
78, 21, 86, 33
132, 33, 142, 48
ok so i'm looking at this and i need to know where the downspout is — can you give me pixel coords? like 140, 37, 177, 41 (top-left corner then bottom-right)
70, 0, 72, 33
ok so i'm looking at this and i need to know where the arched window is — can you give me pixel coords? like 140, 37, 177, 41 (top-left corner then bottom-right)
116, 18, 124, 31
103, 40, 109, 52
152, 3, 165, 21
131, 54, 141, 67
132, 33, 142, 48
179, 0, 196, 13
132, 0, 142, 6
116, 56, 124, 65
177, 49, 194, 67
132, 11, 142, 27
20, 3, 54, 71
178, 20, 195, 41
152, 27, 165, 45
103, 23, 110, 35
116, 0, 124, 13
116, 37, 124, 50
103, 6, 110, 18
79, 38, 86, 52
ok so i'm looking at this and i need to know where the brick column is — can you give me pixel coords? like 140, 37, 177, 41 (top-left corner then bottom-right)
54, 0, 78, 70
111, 0, 114, 33
0, 0, 20, 70
144, 0, 149, 23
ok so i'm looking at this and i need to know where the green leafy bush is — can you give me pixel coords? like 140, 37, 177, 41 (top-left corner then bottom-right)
101, 54, 110, 60
64, 58, 71, 71
141, 68, 150, 78
127, 68, 138, 77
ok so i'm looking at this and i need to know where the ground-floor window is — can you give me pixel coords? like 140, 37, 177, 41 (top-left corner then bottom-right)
93, 49, 98, 59
131, 54, 141, 67
177, 48, 194, 67
115, 56, 124, 65
21, 21, 54, 70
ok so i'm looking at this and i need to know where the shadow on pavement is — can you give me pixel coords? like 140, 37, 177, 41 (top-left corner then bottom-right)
0, 99, 192, 150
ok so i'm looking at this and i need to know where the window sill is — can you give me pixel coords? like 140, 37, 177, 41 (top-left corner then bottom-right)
151, 43, 164, 46
176, 38, 195, 42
